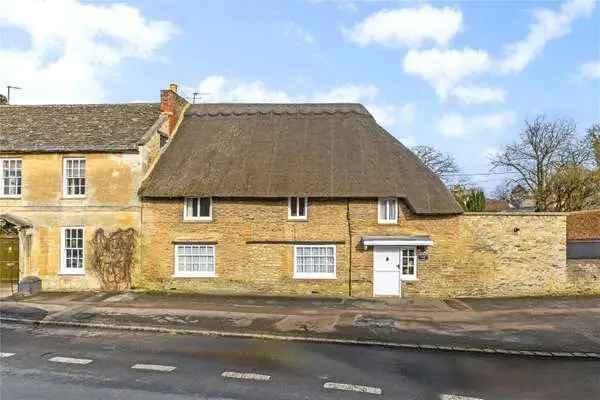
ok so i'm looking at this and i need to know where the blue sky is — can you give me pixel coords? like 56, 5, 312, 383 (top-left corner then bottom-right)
1, 0, 599, 192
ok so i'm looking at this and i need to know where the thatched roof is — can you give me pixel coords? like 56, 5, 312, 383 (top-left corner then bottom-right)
139, 103, 462, 215
0, 103, 160, 153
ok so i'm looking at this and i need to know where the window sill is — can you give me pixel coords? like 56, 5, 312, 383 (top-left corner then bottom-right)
0, 195, 21, 199
293, 274, 337, 280
182, 218, 213, 223
58, 272, 86, 276
378, 220, 398, 225
62, 196, 87, 200
288, 218, 308, 222
172, 274, 217, 278
401, 277, 418, 282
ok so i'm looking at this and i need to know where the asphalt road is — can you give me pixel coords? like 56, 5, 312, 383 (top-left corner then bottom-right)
0, 322, 599, 400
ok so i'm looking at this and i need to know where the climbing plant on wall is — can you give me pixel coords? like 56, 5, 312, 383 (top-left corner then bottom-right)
89, 228, 136, 291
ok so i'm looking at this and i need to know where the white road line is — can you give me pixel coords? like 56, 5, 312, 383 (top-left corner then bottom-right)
440, 395, 484, 400
324, 382, 382, 395
48, 356, 93, 365
131, 364, 176, 372
0, 352, 15, 358
221, 371, 271, 381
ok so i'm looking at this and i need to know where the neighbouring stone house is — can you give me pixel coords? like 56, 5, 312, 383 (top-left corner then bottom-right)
1, 84, 598, 297
0, 86, 187, 290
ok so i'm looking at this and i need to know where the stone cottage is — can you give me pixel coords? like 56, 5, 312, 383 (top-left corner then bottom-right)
1, 84, 597, 297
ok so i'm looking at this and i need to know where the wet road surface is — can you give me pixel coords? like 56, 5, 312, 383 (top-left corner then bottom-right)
1, 322, 599, 399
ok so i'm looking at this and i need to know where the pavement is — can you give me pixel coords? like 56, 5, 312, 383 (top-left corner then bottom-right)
1, 292, 600, 356
1, 321, 599, 399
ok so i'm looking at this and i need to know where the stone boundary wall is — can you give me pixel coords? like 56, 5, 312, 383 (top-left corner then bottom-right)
453, 213, 599, 297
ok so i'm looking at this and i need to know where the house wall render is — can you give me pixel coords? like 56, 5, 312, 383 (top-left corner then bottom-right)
0, 152, 143, 290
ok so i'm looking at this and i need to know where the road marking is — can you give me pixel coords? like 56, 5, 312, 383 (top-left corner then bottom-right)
221, 371, 271, 381
131, 364, 176, 372
0, 352, 15, 358
324, 382, 382, 395
440, 395, 484, 400
48, 356, 93, 365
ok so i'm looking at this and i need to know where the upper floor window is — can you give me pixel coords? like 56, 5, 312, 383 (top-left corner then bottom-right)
184, 197, 212, 221
1, 158, 22, 198
63, 158, 86, 198
378, 198, 398, 224
288, 197, 308, 220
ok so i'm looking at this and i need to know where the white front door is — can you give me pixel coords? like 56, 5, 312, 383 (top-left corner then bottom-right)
373, 246, 401, 296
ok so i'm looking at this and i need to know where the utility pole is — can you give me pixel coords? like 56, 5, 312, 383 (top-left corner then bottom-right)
7, 86, 22, 104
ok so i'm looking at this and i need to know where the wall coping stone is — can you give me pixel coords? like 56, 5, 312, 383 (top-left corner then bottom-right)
463, 212, 568, 217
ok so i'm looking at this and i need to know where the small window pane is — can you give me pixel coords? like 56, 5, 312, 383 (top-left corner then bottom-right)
290, 197, 297, 217
298, 197, 305, 216
199, 198, 211, 217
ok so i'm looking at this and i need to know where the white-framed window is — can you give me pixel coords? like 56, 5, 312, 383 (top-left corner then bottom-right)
63, 158, 86, 197
400, 247, 417, 280
288, 197, 308, 220
174, 244, 216, 277
378, 198, 398, 224
183, 197, 212, 221
60, 227, 85, 274
1, 158, 22, 198
294, 245, 336, 279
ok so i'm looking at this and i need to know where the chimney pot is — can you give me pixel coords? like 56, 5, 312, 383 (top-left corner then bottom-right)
169, 83, 178, 93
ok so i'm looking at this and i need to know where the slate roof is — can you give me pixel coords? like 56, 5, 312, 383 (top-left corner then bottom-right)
140, 103, 462, 215
0, 103, 161, 153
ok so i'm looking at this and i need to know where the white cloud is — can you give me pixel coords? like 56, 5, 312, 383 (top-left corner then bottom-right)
450, 85, 506, 105
578, 60, 600, 80
403, 48, 492, 99
0, 0, 177, 104
284, 22, 315, 44
437, 111, 516, 138
500, 0, 596, 74
190, 77, 414, 129
344, 5, 462, 48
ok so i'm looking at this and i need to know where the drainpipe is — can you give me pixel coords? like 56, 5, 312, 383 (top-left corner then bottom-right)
346, 198, 352, 297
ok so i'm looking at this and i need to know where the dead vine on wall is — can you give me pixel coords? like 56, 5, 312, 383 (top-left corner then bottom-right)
90, 228, 136, 291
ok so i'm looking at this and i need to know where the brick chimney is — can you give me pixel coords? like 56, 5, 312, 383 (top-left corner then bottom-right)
160, 83, 188, 136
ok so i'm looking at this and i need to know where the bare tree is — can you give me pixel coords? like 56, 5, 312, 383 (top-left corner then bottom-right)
412, 145, 460, 182
491, 115, 593, 211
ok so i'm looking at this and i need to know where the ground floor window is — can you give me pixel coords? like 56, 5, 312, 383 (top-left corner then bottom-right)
400, 247, 417, 280
61, 227, 84, 274
294, 245, 336, 279
174, 244, 216, 277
